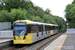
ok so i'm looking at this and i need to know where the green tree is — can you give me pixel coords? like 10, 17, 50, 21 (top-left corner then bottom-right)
34, 6, 45, 18
0, 0, 66, 30
1, 0, 34, 11
65, 1, 75, 28
45, 8, 51, 14
31, 16, 43, 22
10, 8, 28, 22
0, 10, 10, 22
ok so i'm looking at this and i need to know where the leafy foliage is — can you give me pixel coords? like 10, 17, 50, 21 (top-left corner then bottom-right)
45, 8, 51, 14
0, 0, 66, 30
65, 0, 75, 28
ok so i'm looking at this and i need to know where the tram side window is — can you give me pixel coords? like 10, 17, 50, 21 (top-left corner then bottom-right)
49, 26, 50, 30
53, 26, 55, 30
57, 26, 58, 29
31, 25, 38, 33
55, 26, 57, 29
41, 25, 43, 35
27, 25, 31, 33
54, 26, 56, 30
47, 25, 49, 31
41, 25, 43, 32
38, 25, 42, 32
45, 25, 47, 34
54, 26, 55, 30
50, 26, 52, 30
45, 25, 47, 31
55, 26, 56, 29
48, 26, 50, 31
52, 26, 54, 30
56, 26, 58, 29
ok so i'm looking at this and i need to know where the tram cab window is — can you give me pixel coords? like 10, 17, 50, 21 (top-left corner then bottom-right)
27, 25, 31, 33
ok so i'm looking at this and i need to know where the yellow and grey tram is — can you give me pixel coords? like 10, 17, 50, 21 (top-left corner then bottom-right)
13, 20, 58, 44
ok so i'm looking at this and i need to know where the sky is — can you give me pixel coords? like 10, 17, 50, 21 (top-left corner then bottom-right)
31, 0, 73, 21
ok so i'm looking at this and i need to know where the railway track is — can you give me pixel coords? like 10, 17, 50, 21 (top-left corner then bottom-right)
3, 31, 65, 50
7, 46, 29, 50
37, 33, 62, 50
0, 40, 12, 50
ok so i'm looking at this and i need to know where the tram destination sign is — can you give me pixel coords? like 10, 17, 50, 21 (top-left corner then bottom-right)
15, 22, 26, 25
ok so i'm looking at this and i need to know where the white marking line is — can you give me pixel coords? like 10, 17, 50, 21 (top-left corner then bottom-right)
44, 34, 66, 50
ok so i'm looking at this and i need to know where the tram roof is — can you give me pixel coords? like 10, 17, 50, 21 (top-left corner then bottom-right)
16, 20, 58, 26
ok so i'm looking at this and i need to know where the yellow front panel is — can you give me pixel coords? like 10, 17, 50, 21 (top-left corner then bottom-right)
14, 40, 25, 44
24, 33, 33, 44
13, 21, 20, 24
21, 21, 32, 24
51, 30, 53, 35
15, 21, 20, 22
13, 33, 33, 44
14, 36, 24, 40
13, 20, 32, 25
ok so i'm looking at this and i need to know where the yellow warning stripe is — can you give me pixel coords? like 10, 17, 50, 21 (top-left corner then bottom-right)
51, 30, 53, 35
55, 35, 67, 50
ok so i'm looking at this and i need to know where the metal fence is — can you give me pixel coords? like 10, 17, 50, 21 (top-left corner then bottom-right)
0, 30, 13, 38
0, 22, 11, 30
67, 29, 75, 34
